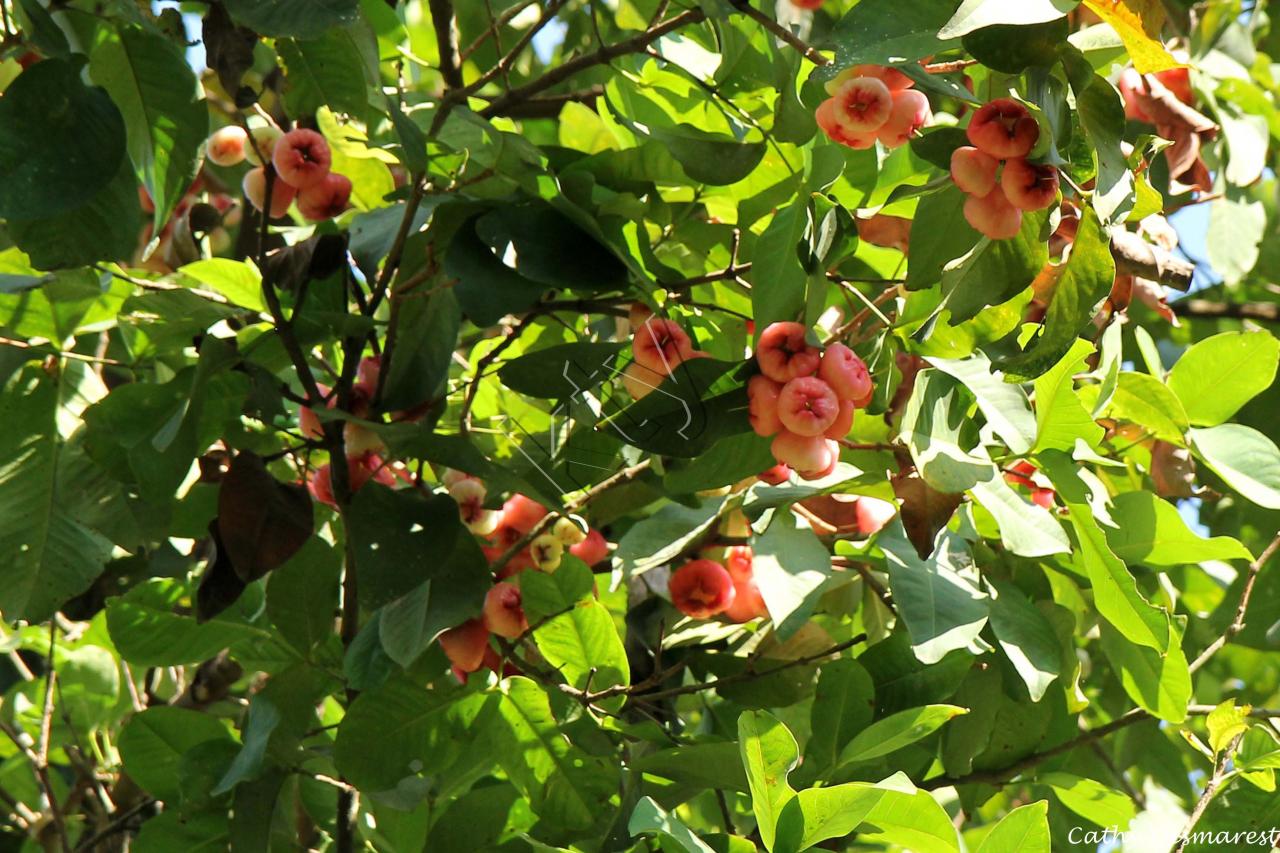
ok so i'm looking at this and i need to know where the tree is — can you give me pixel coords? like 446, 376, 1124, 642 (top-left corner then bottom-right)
0, 0, 1278, 850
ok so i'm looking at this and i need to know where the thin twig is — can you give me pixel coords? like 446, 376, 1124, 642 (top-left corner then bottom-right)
728, 0, 829, 66
427, 0, 464, 89
1189, 529, 1280, 673
1171, 732, 1245, 853
37, 625, 70, 853
458, 0, 538, 62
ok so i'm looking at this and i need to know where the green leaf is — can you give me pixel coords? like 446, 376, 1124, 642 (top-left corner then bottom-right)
1098, 619, 1190, 722
1031, 339, 1104, 452
962, 18, 1069, 73
941, 209, 1049, 326
663, 432, 777, 493
751, 200, 810, 329
6, 114, 142, 269
1190, 424, 1280, 510
133, 810, 229, 853
938, 0, 1076, 38
377, 532, 491, 668
905, 186, 981, 293
846, 777, 961, 853
1104, 491, 1253, 568
899, 369, 993, 493
632, 741, 749, 793
347, 485, 462, 609
1167, 331, 1280, 427
90, 25, 208, 232
495, 676, 617, 832
118, 707, 234, 801
629, 797, 716, 853
821, 0, 961, 72
837, 705, 968, 767
804, 660, 876, 775
1040, 452, 1172, 652
0, 367, 117, 623
106, 578, 267, 666
974, 801, 1050, 853
737, 710, 798, 852
987, 579, 1062, 702
927, 353, 1036, 456
334, 677, 476, 790
1065, 54, 1135, 225
179, 258, 266, 311
224, 0, 359, 39
519, 558, 630, 703
969, 468, 1071, 558
1000, 207, 1115, 381
380, 288, 460, 411
615, 499, 724, 575
278, 26, 374, 119
0, 58, 126, 220
499, 341, 627, 398
1101, 372, 1189, 444
1039, 772, 1136, 831
1206, 700, 1253, 754
774, 783, 886, 853
1206, 193, 1266, 284
751, 512, 834, 638
266, 537, 342, 655
879, 526, 991, 664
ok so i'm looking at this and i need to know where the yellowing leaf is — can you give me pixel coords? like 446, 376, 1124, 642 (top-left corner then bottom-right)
1083, 0, 1183, 73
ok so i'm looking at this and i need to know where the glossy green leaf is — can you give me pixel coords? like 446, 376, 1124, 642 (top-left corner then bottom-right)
346, 485, 462, 609
1167, 331, 1280, 427
278, 26, 375, 119
1190, 424, 1280, 510
804, 659, 876, 774
1102, 372, 1189, 444
629, 797, 716, 853
737, 710, 798, 852
1105, 491, 1252, 568
90, 25, 207, 231
1040, 772, 1136, 831
106, 577, 267, 666
751, 512, 834, 638
974, 801, 1050, 853
118, 706, 234, 801
836, 704, 968, 767
1098, 619, 1190, 722
224, 0, 359, 39
938, 0, 1076, 38
987, 579, 1062, 701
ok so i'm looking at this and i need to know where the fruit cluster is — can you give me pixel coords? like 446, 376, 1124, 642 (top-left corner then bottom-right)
668, 545, 769, 622
950, 99, 1059, 240
748, 322, 872, 481
206, 125, 352, 221
622, 312, 710, 401
438, 481, 612, 681
815, 66, 932, 151
301, 356, 398, 508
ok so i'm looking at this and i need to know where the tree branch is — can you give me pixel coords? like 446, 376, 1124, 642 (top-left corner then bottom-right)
728, 0, 829, 66
1172, 299, 1280, 323
479, 9, 708, 118
1109, 230, 1195, 291
427, 0, 464, 89
1172, 732, 1245, 853
1188, 529, 1280, 673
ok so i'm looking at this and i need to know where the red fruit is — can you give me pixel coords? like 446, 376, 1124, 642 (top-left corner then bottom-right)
724, 577, 769, 623
439, 619, 490, 672
758, 463, 792, 486
1001, 158, 1059, 211
668, 559, 736, 619
756, 322, 821, 383
748, 375, 784, 437
242, 167, 296, 218
790, 0, 823, 8
355, 355, 381, 400
724, 546, 753, 583
847, 64, 914, 92
830, 76, 894, 133
633, 318, 695, 376
816, 99, 878, 149
818, 343, 873, 404
622, 361, 665, 401
502, 494, 548, 534
854, 496, 896, 535
796, 441, 839, 480
569, 528, 610, 566
297, 172, 353, 221
1031, 488, 1055, 509
777, 377, 840, 437
483, 582, 528, 639
307, 464, 336, 507
206, 126, 248, 167
771, 430, 830, 472
299, 383, 331, 439
1155, 67, 1192, 105
966, 98, 1039, 159
272, 128, 332, 190
950, 146, 999, 196
824, 400, 855, 439
964, 187, 1023, 240
876, 89, 931, 148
